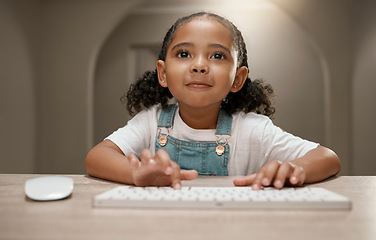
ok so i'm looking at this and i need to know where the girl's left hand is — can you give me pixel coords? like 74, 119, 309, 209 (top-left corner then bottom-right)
233, 160, 306, 190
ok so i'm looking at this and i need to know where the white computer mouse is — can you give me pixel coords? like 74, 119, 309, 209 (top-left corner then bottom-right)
25, 176, 74, 201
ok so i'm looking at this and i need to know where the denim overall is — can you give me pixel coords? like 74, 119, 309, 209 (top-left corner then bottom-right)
155, 104, 232, 176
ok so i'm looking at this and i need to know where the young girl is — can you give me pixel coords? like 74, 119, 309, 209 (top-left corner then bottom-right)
85, 12, 340, 190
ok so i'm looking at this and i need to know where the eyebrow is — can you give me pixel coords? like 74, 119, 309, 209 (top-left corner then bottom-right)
171, 42, 232, 54
171, 42, 193, 51
209, 43, 232, 54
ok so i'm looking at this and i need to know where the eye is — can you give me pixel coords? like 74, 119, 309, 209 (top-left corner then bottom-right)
211, 52, 226, 60
177, 50, 190, 58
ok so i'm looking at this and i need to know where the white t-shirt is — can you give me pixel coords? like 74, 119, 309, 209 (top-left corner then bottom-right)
106, 105, 319, 176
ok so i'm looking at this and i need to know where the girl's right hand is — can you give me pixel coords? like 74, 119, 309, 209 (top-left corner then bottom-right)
128, 149, 198, 189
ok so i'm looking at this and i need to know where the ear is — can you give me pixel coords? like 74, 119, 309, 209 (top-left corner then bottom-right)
157, 60, 168, 88
230, 66, 248, 93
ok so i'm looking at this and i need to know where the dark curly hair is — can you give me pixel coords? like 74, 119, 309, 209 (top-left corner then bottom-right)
123, 12, 275, 118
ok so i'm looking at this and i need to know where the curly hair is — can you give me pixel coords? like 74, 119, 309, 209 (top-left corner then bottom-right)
123, 12, 275, 118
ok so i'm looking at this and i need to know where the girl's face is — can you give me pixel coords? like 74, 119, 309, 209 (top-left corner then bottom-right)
157, 17, 247, 111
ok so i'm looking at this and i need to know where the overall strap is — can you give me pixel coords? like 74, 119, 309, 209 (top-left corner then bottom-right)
215, 109, 232, 135
157, 104, 178, 128
158, 104, 232, 135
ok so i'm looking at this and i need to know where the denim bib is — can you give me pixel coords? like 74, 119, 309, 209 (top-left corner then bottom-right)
155, 104, 232, 176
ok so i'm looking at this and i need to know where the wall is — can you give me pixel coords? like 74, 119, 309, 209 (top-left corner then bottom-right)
0, 0, 39, 173
35, 0, 143, 173
270, 0, 352, 175
1, 0, 375, 176
351, 0, 376, 175
0, 0, 143, 173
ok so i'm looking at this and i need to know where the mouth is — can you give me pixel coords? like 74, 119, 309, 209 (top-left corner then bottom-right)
185, 81, 213, 89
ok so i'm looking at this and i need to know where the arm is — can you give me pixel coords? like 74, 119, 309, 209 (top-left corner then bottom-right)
233, 146, 341, 189
290, 145, 341, 183
85, 140, 134, 184
85, 140, 198, 188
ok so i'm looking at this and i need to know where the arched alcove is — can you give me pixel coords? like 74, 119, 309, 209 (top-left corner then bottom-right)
94, 0, 328, 146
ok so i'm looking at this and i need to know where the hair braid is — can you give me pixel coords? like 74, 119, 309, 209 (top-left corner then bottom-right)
122, 70, 172, 116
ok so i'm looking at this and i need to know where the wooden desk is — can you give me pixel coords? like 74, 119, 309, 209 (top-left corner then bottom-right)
0, 175, 375, 240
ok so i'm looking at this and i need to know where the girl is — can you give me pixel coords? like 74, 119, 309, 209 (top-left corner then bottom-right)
85, 12, 340, 190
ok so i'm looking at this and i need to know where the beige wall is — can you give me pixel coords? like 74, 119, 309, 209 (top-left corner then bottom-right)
351, 1, 376, 175
0, 0, 39, 172
1, 0, 375, 175
0, 0, 143, 173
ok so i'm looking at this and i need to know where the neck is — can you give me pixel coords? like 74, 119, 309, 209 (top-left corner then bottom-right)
177, 103, 221, 129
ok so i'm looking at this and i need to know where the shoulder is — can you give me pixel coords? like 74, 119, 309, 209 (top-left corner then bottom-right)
110, 105, 161, 136
232, 111, 319, 150
230, 111, 273, 144
129, 105, 162, 123
232, 111, 272, 129
105, 105, 161, 155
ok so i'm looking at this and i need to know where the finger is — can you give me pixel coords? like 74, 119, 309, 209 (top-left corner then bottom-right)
260, 160, 282, 187
251, 160, 282, 190
128, 155, 141, 184
180, 170, 198, 180
252, 161, 279, 190
289, 164, 305, 186
251, 174, 263, 190
154, 149, 173, 174
273, 161, 294, 188
128, 154, 140, 170
140, 149, 154, 165
148, 158, 156, 167
233, 174, 256, 186
169, 162, 182, 189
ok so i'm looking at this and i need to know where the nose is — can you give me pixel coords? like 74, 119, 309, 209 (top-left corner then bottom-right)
192, 67, 207, 73
190, 57, 208, 74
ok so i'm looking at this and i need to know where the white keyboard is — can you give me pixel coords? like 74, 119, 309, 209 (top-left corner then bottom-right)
93, 186, 351, 210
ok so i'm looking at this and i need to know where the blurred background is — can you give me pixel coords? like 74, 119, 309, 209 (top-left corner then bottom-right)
1, 0, 375, 176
